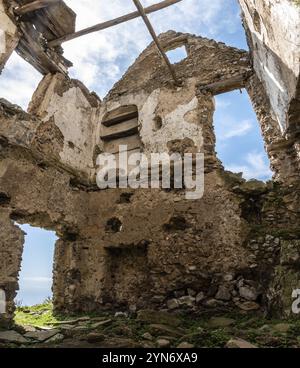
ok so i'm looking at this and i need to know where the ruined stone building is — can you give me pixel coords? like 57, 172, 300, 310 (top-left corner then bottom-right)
0, 0, 299, 328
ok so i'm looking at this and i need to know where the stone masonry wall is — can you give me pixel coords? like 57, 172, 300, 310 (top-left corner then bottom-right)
0, 30, 300, 327
238, 0, 300, 133
28, 74, 101, 183
246, 74, 300, 183
98, 31, 251, 175
0, 0, 19, 74
239, 0, 300, 183
0, 209, 23, 327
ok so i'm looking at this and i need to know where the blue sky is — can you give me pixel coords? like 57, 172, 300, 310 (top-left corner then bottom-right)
0, 0, 272, 305
16, 225, 57, 306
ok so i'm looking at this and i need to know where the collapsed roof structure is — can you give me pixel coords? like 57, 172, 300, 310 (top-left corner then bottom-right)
3, 0, 183, 79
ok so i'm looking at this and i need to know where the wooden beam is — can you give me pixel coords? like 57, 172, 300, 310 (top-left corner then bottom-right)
48, 0, 183, 47
14, 0, 61, 16
132, 0, 180, 85
16, 21, 72, 75
198, 73, 252, 95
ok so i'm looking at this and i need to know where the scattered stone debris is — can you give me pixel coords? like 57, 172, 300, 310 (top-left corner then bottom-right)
24, 329, 60, 342
0, 330, 28, 344
0, 304, 299, 348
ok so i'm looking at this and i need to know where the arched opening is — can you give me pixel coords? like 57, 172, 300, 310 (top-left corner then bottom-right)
214, 89, 272, 181
15, 224, 57, 307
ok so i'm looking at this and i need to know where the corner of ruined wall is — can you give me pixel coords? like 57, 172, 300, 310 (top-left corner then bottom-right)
246, 74, 300, 183
28, 73, 102, 184
0, 0, 19, 73
0, 209, 24, 328
0, 70, 103, 186
0, 98, 65, 167
238, 0, 300, 183
238, 0, 300, 133
249, 180, 300, 318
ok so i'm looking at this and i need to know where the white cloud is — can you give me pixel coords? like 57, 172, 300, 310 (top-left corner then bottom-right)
19, 277, 52, 292
227, 151, 272, 181
22, 277, 52, 283
216, 115, 253, 140
216, 98, 232, 109
222, 119, 253, 139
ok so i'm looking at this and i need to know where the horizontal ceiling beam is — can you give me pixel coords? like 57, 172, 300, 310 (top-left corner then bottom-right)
48, 0, 183, 47
198, 73, 252, 95
14, 0, 61, 16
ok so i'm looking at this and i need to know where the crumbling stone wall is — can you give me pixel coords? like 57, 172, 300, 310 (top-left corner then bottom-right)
239, 0, 300, 183
0, 29, 300, 327
29, 73, 101, 183
99, 31, 251, 174
0, 0, 19, 73
239, 0, 300, 132
246, 74, 300, 183
0, 209, 23, 327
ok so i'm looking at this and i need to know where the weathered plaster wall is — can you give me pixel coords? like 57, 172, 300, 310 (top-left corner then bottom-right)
239, 0, 300, 187
238, 0, 300, 133
28, 73, 101, 182
246, 74, 300, 183
98, 80, 204, 158
0, 0, 19, 73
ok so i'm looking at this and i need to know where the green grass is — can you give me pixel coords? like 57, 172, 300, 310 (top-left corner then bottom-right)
14, 302, 60, 327
13, 303, 300, 348
14, 302, 111, 328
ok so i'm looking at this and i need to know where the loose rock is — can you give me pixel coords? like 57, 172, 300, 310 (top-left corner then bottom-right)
177, 342, 195, 348
157, 339, 171, 348
226, 338, 257, 349
0, 330, 28, 344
